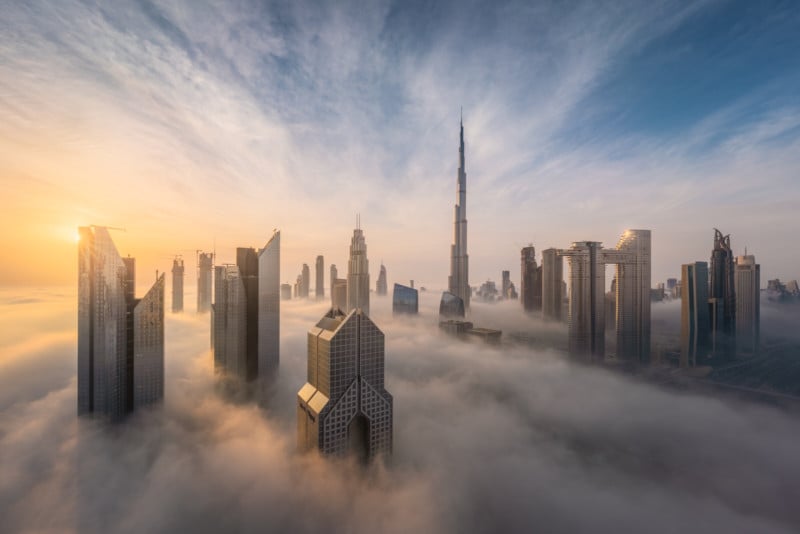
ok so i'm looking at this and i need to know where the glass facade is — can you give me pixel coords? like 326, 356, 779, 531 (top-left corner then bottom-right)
392, 283, 418, 315
134, 274, 164, 408
258, 231, 280, 381
439, 291, 465, 318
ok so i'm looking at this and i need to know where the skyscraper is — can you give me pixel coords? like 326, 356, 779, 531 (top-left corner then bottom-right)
297, 308, 393, 461
376, 263, 388, 296
501, 270, 511, 300
315, 255, 324, 300
542, 248, 563, 321
78, 226, 164, 420
258, 232, 280, 381
301, 263, 310, 298
347, 219, 370, 315
520, 246, 542, 311
197, 251, 213, 313
612, 229, 651, 364
332, 278, 348, 311
439, 291, 465, 318
330, 264, 338, 304
710, 228, 736, 356
133, 274, 165, 408
171, 256, 184, 313
560, 241, 605, 361
392, 283, 418, 315
212, 234, 280, 385
213, 264, 246, 377
680, 262, 710, 367
735, 253, 760, 354
280, 283, 292, 300
448, 115, 470, 311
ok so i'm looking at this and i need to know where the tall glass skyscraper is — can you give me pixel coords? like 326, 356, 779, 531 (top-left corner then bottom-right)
258, 231, 280, 381
78, 226, 164, 420
613, 229, 651, 364
297, 308, 393, 461
710, 228, 736, 356
542, 248, 563, 321
376, 263, 388, 296
439, 291, 465, 318
212, 232, 280, 386
561, 241, 606, 361
681, 261, 710, 367
448, 116, 470, 311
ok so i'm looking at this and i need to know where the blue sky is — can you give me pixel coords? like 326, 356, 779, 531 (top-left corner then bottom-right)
1, 0, 798, 287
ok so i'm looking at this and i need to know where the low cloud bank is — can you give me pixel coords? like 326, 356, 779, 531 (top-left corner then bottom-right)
1, 290, 799, 533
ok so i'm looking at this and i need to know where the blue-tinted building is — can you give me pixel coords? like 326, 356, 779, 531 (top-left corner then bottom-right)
439, 291, 465, 318
392, 283, 418, 315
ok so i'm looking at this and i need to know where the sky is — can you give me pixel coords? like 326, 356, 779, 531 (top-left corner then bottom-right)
3, 288, 800, 533
2, 0, 799, 292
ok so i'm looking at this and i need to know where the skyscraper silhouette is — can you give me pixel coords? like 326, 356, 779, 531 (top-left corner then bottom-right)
448, 114, 470, 310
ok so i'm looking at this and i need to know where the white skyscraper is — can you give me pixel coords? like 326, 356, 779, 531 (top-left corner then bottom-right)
448, 115, 470, 310
347, 219, 370, 316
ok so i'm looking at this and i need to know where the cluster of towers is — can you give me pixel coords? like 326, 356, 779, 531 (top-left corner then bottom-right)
680, 229, 760, 366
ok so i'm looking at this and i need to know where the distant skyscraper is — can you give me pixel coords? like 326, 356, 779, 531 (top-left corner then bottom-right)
439, 291, 465, 318
78, 226, 164, 420
681, 262, 710, 367
520, 246, 542, 311
300, 263, 310, 298
392, 283, 418, 315
560, 241, 605, 361
171, 256, 184, 313
376, 263, 388, 296
197, 251, 213, 313
710, 228, 736, 356
332, 278, 348, 311
330, 264, 338, 304
280, 283, 292, 300
297, 308, 393, 461
347, 220, 370, 315
542, 248, 563, 321
258, 232, 280, 381
735, 253, 760, 354
501, 270, 511, 299
612, 229, 651, 364
448, 115, 470, 311
212, 234, 280, 385
315, 255, 324, 300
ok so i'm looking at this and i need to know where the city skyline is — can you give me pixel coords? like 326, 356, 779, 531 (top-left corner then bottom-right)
2, 2, 799, 290
3, 2, 800, 533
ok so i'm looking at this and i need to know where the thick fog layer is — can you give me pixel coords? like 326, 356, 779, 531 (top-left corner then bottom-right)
1, 288, 800, 533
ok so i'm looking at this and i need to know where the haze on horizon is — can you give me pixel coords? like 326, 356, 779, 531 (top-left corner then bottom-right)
2, 0, 799, 291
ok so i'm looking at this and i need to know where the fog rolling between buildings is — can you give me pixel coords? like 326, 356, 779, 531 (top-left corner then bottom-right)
2, 287, 800, 533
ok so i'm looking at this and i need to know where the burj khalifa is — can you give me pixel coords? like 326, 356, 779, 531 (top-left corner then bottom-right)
448, 114, 470, 310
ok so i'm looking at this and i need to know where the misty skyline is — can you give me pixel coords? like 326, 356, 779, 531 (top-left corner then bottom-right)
2, 0, 799, 289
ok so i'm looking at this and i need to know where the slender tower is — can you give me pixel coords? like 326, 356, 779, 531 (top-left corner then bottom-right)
347, 217, 370, 315
448, 112, 470, 310
171, 256, 184, 313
